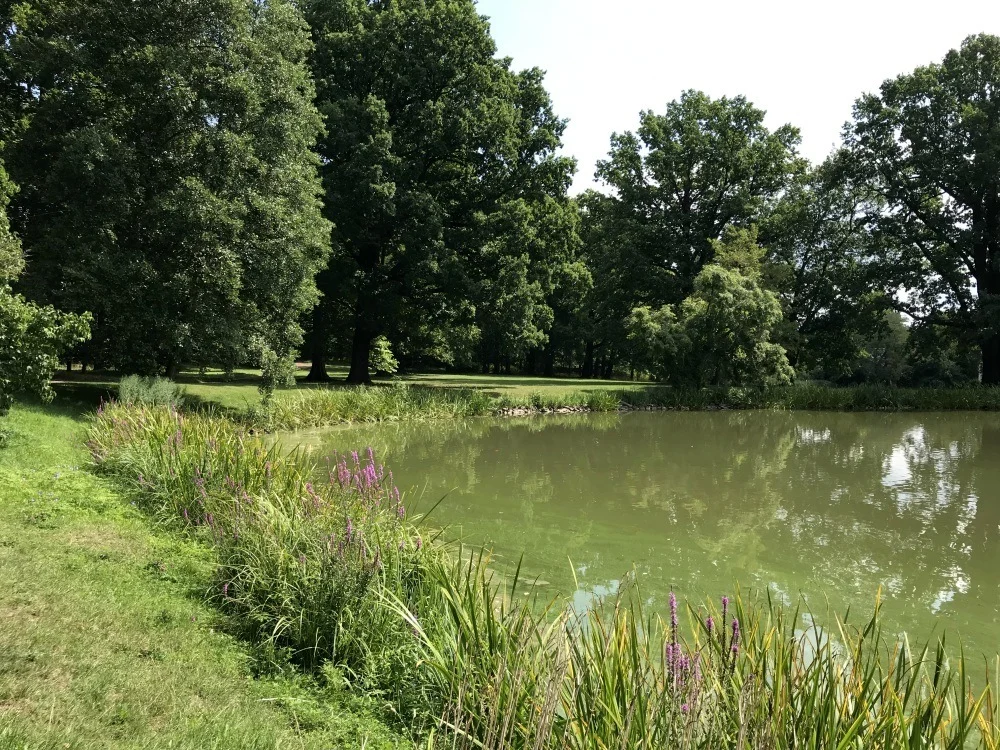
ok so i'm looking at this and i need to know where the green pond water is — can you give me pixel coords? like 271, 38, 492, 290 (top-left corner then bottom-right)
288, 411, 1000, 656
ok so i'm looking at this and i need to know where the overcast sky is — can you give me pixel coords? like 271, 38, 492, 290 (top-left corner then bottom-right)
475, 0, 1000, 193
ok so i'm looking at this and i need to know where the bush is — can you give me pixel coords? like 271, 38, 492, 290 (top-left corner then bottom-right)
369, 336, 399, 375
117, 375, 184, 407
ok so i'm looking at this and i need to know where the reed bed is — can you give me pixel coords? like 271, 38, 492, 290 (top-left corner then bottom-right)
89, 402, 1000, 748
254, 383, 1000, 432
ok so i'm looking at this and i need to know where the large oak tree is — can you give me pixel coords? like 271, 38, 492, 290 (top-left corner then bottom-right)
303, 0, 574, 384
579, 91, 803, 377
848, 34, 1000, 384
4, 0, 329, 374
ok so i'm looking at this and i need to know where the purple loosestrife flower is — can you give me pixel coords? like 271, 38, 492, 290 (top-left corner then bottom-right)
669, 591, 678, 646
706, 615, 714, 638
731, 619, 740, 659
346, 518, 354, 542
222, 582, 229, 598
397, 505, 406, 520
415, 536, 422, 550
721, 596, 730, 649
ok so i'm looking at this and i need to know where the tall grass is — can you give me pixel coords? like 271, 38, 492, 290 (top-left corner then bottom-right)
117, 374, 186, 407
88, 402, 440, 724
254, 383, 1000, 432
90, 402, 1000, 747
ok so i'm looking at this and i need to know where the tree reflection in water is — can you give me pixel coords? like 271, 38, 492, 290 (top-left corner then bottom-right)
289, 411, 1000, 657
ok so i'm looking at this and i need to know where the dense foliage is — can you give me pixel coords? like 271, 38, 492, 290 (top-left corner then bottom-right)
0, 4, 997, 386
848, 34, 1000, 385
0, 161, 89, 416
627, 228, 793, 386
302, 0, 578, 383
3, 0, 329, 375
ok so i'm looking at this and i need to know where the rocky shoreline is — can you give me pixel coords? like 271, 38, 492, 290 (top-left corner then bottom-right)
493, 403, 733, 417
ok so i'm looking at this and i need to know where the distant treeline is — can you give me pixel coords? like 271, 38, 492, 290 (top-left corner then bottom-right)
1, 1, 998, 387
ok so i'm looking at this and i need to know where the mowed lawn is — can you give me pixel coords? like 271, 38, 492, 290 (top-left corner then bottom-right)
51, 366, 659, 412
0, 400, 410, 749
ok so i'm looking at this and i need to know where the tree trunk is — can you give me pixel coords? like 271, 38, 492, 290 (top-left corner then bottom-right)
306, 304, 332, 383
543, 344, 556, 378
582, 341, 595, 379
346, 324, 373, 385
984, 332, 1000, 385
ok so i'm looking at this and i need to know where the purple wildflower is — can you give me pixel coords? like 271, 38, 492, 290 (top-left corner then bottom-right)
731, 619, 740, 659
669, 591, 678, 645
721, 596, 730, 649
222, 582, 230, 598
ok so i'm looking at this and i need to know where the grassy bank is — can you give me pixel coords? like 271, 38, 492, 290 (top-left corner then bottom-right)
258, 382, 1000, 431
86, 399, 1000, 747
0, 401, 411, 749
53, 369, 1000, 432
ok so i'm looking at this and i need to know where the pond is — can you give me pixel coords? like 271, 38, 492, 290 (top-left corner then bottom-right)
287, 411, 1000, 656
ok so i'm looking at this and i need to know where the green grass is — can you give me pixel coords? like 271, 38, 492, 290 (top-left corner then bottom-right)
0, 400, 412, 749
86, 400, 1000, 748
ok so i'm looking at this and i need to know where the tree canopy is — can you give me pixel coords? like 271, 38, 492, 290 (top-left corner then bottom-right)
0, 6, 995, 390
0, 159, 89, 416
4, 0, 329, 375
848, 33, 1000, 384
303, 0, 577, 383
627, 227, 793, 387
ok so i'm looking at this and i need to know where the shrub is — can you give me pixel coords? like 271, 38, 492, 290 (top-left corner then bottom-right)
117, 375, 185, 407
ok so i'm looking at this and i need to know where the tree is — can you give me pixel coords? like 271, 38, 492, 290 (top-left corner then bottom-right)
5, 0, 329, 375
579, 91, 803, 379
0, 159, 89, 416
760, 153, 888, 377
628, 227, 793, 387
848, 34, 1000, 384
594, 90, 804, 309
303, 0, 574, 383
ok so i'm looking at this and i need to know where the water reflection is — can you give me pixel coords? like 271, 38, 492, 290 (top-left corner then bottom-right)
289, 411, 1000, 656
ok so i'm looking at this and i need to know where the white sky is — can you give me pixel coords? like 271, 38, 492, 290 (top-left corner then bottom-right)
475, 0, 1000, 193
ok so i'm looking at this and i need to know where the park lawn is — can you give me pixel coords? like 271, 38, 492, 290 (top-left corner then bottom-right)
0, 400, 412, 750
